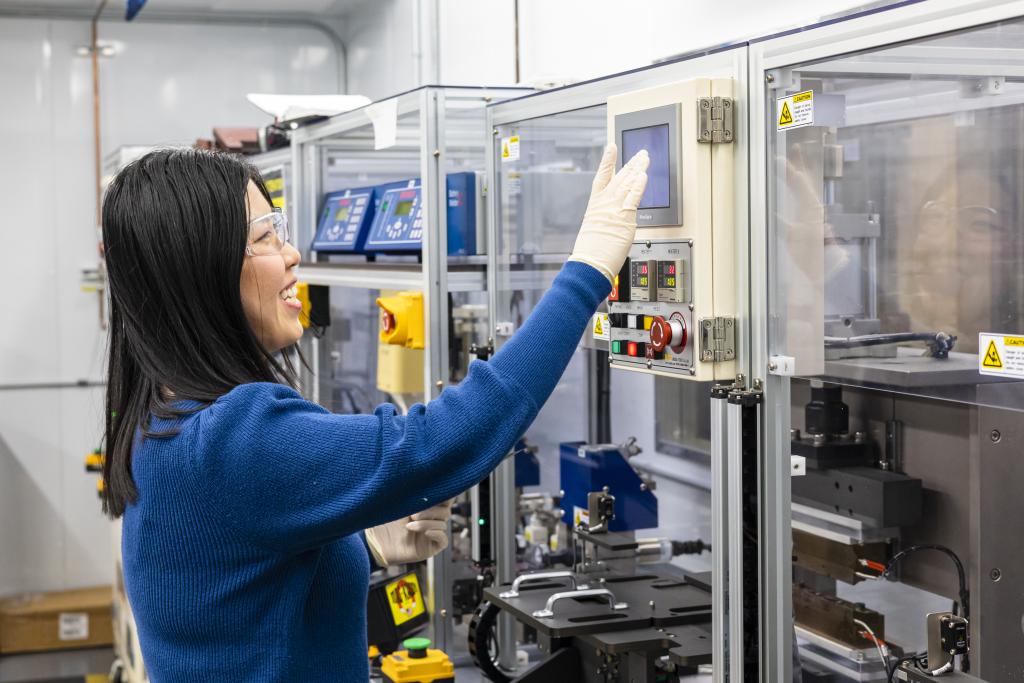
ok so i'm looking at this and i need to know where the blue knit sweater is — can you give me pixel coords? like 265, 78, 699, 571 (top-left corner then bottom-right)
121, 261, 610, 682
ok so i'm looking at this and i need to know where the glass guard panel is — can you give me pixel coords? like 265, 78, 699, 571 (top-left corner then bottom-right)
768, 18, 1024, 413
493, 104, 712, 576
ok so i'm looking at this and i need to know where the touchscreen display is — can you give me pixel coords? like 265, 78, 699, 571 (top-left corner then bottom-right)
394, 200, 414, 217
622, 124, 670, 209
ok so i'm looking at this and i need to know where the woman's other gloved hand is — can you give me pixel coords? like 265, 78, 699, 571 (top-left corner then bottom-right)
567, 144, 650, 283
364, 500, 452, 567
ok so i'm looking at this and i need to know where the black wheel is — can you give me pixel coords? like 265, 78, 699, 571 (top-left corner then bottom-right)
467, 601, 513, 682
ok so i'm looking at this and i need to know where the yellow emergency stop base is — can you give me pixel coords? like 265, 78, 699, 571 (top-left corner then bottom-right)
381, 638, 454, 683
377, 291, 424, 349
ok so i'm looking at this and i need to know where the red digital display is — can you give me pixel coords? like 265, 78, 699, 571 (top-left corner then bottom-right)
340, 199, 350, 205
399, 190, 417, 200
641, 264, 648, 274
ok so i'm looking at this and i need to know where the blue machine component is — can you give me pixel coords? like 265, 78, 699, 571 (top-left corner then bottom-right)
311, 186, 378, 253
558, 441, 658, 532
363, 172, 479, 255
514, 440, 540, 488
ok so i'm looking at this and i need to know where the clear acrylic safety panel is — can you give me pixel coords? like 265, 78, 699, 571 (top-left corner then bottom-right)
492, 103, 711, 573
493, 106, 605, 493
768, 18, 1024, 413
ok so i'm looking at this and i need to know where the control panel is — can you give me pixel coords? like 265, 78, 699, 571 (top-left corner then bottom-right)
311, 186, 377, 253
608, 240, 696, 374
363, 172, 483, 256
605, 78, 736, 380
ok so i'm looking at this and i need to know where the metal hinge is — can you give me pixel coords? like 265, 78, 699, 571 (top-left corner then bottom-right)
697, 97, 735, 144
699, 316, 736, 362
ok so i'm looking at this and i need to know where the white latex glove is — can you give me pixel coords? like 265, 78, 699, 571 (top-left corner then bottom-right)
364, 500, 452, 567
567, 144, 650, 282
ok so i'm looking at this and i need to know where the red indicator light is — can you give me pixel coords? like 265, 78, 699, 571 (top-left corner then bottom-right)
627, 341, 639, 357
399, 190, 416, 199
340, 199, 351, 206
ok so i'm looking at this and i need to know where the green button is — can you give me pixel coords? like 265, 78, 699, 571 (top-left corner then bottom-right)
403, 637, 431, 651
611, 340, 624, 354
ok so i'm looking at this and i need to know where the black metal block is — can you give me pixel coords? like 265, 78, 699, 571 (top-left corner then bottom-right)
792, 466, 923, 528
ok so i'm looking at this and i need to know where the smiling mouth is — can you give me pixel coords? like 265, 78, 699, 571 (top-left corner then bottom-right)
280, 283, 301, 308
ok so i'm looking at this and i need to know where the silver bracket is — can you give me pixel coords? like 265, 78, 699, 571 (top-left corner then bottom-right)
698, 316, 736, 362
697, 97, 735, 144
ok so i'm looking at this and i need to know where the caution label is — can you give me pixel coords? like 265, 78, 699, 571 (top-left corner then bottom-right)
592, 312, 610, 341
501, 135, 520, 163
777, 91, 814, 131
386, 573, 425, 626
979, 333, 1024, 378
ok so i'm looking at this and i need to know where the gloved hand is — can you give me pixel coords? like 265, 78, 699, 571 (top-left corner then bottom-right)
567, 144, 650, 282
364, 500, 452, 567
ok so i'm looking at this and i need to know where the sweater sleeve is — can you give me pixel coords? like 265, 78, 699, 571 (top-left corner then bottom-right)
193, 261, 611, 553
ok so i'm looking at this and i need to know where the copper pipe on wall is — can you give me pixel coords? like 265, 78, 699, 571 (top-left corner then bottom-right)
92, 0, 109, 329
91, 0, 107, 227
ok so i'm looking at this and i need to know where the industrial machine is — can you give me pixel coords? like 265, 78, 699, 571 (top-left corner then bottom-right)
605, 80, 737, 380
311, 185, 380, 253
469, 438, 712, 682
363, 172, 484, 256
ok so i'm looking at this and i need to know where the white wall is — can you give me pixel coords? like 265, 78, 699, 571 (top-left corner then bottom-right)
515, 0, 877, 87
0, 15, 340, 596
342, 0, 418, 101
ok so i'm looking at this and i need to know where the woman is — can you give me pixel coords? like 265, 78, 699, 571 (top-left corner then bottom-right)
101, 144, 648, 681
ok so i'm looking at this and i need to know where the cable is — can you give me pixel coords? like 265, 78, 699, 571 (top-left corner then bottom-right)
854, 618, 889, 675
880, 544, 970, 672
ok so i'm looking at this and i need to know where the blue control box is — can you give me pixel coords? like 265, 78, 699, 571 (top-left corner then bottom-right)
558, 441, 658, 533
363, 172, 480, 255
311, 186, 377, 253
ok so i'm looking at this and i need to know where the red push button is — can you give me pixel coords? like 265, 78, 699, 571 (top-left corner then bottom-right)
649, 315, 687, 353
627, 341, 646, 357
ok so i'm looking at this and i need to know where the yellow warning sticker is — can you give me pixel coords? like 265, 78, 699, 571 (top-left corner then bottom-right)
979, 333, 1024, 378
592, 312, 610, 341
983, 341, 1002, 369
386, 573, 425, 626
778, 102, 793, 126
777, 90, 814, 131
500, 135, 520, 163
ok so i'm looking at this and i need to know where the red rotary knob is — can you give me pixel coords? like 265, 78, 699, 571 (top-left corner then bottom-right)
649, 315, 687, 352
382, 311, 396, 333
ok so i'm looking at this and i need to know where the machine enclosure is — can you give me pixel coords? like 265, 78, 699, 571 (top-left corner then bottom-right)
558, 441, 658, 532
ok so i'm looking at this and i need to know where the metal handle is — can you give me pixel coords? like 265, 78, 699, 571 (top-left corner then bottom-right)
499, 571, 588, 599
531, 588, 628, 619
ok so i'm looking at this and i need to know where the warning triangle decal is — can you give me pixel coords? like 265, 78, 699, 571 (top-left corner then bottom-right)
983, 340, 1003, 369
502, 142, 509, 158
594, 316, 604, 335
778, 101, 794, 126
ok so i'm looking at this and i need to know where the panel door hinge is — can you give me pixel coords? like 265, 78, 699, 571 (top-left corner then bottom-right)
699, 316, 736, 362
697, 97, 735, 144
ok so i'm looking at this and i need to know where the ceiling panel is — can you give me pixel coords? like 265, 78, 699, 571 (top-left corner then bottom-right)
0, 0, 371, 16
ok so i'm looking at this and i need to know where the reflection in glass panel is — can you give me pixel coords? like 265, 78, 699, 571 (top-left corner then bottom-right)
770, 18, 1024, 413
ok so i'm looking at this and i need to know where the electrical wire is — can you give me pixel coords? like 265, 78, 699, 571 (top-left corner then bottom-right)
880, 544, 970, 673
854, 618, 889, 675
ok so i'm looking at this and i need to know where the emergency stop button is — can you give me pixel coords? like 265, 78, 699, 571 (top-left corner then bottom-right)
649, 315, 687, 353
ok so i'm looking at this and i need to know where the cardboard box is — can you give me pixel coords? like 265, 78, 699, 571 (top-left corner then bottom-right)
0, 585, 114, 654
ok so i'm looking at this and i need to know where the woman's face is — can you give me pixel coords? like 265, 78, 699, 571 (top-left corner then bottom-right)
240, 180, 304, 353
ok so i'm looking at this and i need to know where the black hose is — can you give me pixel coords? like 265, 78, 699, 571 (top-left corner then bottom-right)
882, 544, 970, 673
824, 332, 956, 358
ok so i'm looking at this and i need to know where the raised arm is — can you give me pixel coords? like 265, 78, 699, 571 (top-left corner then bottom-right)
192, 146, 649, 553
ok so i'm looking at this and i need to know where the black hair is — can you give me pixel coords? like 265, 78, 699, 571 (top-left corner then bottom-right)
101, 148, 298, 518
